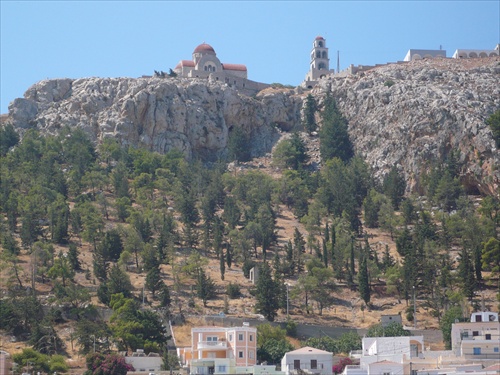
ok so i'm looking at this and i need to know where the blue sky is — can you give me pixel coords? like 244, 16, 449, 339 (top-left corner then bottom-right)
1, 1, 499, 114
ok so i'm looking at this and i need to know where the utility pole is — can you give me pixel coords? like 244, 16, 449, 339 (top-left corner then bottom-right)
286, 283, 289, 317
413, 285, 417, 330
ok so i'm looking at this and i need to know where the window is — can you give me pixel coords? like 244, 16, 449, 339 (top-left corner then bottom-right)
383, 373, 390, 375
217, 366, 226, 373
229, 334, 233, 341
294, 360, 301, 370
322, 51, 327, 58
249, 350, 254, 359
318, 41, 323, 47
476, 315, 482, 322
473, 331, 479, 337
238, 351, 244, 358
249, 334, 253, 342
316, 51, 321, 58
473, 347, 481, 355
238, 334, 243, 341
486, 334, 492, 340
494, 347, 499, 353
310, 360, 317, 370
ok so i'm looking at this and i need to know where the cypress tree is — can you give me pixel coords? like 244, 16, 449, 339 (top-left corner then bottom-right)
358, 251, 370, 305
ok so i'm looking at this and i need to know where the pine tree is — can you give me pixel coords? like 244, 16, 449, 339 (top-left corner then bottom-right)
220, 248, 226, 280
196, 269, 216, 307
303, 94, 317, 134
458, 247, 476, 301
145, 266, 162, 297
319, 92, 354, 163
255, 262, 279, 321
67, 243, 81, 271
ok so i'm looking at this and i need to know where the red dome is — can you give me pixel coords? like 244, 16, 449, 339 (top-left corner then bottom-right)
194, 43, 215, 54
315, 36, 325, 40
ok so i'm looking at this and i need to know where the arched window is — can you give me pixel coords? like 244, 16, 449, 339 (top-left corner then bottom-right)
318, 62, 326, 70
322, 51, 327, 58
316, 51, 321, 58
318, 41, 323, 47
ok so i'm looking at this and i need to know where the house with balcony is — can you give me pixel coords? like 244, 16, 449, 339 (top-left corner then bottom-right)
177, 324, 258, 375
451, 311, 500, 361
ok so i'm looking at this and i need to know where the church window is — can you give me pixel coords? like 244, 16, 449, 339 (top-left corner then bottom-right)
316, 51, 321, 58
318, 62, 326, 70
322, 51, 327, 58
318, 41, 323, 47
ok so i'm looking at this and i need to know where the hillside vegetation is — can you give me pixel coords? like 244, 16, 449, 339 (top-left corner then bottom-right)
1, 59, 500, 374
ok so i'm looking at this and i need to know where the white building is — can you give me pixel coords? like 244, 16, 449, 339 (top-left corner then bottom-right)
450, 311, 500, 361
452, 45, 499, 59
404, 49, 446, 61
342, 336, 425, 375
281, 346, 333, 375
125, 350, 163, 373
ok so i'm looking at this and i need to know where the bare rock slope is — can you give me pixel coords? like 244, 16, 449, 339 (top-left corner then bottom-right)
7, 77, 301, 160
314, 57, 500, 195
6, 57, 500, 194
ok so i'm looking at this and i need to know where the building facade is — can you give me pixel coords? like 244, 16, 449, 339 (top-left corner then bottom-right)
177, 324, 258, 375
281, 346, 333, 375
404, 49, 447, 61
452, 45, 499, 59
451, 312, 500, 360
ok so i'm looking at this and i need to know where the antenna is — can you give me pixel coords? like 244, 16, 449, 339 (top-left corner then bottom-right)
337, 51, 340, 74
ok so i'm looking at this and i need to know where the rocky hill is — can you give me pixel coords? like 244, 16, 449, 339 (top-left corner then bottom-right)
5, 57, 500, 194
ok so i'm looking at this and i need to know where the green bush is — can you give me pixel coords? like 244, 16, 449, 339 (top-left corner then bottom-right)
226, 283, 241, 299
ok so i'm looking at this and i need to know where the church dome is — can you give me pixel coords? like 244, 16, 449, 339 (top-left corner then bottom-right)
194, 43, 216, 54
315, 36, 325, 40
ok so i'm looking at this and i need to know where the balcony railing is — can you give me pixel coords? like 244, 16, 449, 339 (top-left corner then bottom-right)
197, 341, 228, 349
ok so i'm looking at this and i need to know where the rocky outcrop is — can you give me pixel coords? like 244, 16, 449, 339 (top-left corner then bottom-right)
5, 57, 500, 194
314, 57, 500, 195
7, 77, 301, 160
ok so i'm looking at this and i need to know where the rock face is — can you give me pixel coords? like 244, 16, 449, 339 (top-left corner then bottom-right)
6, 57, 500, 194
7, 77, 301, 160
314, 57, 500, 195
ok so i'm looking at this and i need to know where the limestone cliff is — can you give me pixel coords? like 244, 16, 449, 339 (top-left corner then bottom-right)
5, 57, 500, 194
7, 77, 301, 160
314, 57, 500, 195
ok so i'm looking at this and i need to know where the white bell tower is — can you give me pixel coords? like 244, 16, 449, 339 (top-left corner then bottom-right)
310, 36, 330, 74
303, 36, 333, 88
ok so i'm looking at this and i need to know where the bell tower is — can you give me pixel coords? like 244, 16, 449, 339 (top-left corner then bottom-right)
310, 36, 329, 76
303, 36, 334, 89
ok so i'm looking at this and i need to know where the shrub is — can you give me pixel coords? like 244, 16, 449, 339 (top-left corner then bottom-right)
226, 283, 241, 299
384, 80, 395, 87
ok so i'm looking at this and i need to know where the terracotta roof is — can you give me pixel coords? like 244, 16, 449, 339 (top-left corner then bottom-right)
175, 60, 195, 69
222, 63, 247, 71
315, 36, 324, 40
194, 43, 215, 54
